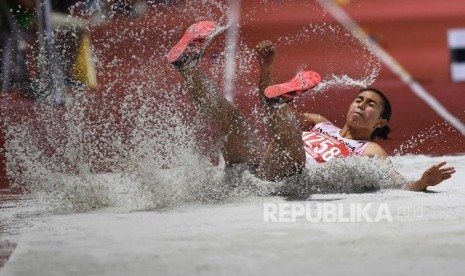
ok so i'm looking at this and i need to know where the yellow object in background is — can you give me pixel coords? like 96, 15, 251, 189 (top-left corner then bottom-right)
335, 0, 350, 6
73, 35, 98, 89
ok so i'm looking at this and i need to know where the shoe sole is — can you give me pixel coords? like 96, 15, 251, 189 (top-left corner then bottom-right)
167, 21, 228, 65
264, 71, 321, 99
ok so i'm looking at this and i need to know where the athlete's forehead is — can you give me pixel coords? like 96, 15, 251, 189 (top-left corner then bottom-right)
355, 91, 384, 105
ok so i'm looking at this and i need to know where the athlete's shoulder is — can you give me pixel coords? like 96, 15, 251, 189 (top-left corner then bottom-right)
295, 112, 330, 130
363, 142, 388, 160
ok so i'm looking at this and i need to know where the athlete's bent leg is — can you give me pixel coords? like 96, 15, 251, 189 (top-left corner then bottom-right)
256, 106, 305, 181
253, 42, 318, 181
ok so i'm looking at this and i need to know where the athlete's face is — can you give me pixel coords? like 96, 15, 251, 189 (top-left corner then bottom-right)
346, 91, 387, 132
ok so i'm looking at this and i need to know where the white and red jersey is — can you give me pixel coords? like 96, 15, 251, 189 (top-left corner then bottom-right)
302, 122, 369, 168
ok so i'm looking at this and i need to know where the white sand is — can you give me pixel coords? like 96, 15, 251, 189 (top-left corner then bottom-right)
1, 154, 465, 276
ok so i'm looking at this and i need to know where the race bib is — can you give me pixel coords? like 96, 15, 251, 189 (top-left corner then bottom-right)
302, 131, 351, 163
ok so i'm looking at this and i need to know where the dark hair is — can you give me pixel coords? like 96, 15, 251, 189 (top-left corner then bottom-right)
357, 87, 392, 140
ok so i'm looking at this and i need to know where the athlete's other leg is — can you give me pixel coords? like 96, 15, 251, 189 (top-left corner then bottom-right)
168, 21, 264, 168
179, 68, 263, 167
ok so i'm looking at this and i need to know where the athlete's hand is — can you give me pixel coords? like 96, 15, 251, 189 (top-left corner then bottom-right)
255, 40, 276, 68
421, 161, 456, 186
409, 161, 456, 191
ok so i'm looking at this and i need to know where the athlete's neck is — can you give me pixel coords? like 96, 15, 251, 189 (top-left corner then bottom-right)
340, 124, 371, 140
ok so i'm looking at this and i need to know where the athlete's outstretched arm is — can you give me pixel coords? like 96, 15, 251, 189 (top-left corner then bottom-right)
364, 144, 456, 191
380, 157, 455, 191
407, 161, 456, 191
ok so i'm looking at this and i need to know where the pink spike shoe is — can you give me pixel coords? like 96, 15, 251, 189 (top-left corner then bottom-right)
167, 21, 227, 70
264, 71, 321, 108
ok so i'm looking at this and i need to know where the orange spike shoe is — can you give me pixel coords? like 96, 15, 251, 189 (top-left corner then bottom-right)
167, 21, 227, 70
264, 71, 321, 108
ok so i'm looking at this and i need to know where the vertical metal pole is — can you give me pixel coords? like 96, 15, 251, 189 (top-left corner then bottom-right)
36, 0, 46, 93
36, 0, 65, 104
223, 0, 241, 103
1, 39, 12, 92
0, 0, 17, 92
217, 0, 241, 168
